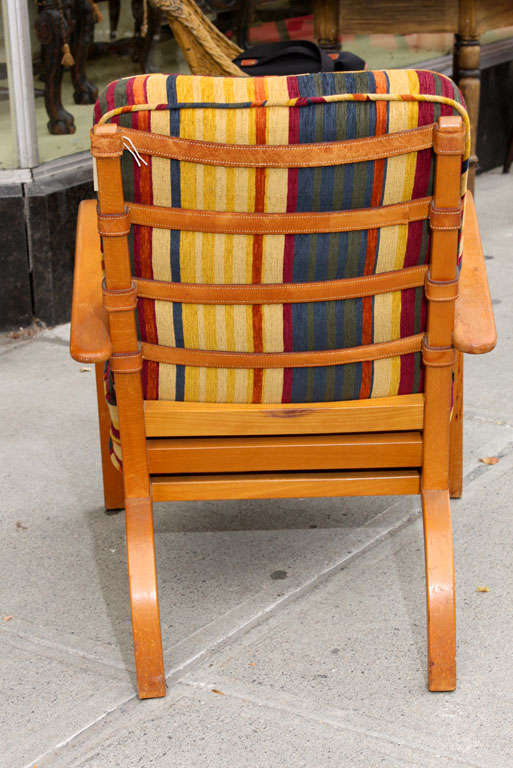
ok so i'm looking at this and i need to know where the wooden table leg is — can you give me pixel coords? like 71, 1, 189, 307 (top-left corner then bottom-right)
455, 0, 480, 194
313, 0, 340, 49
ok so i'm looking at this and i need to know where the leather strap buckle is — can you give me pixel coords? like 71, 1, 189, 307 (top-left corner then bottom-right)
110, 346, 143, 373
433, 123, 466, 155
102, 280, 138, 312
424, 271, 459, 303
422, 337, 456, 368
97, 205, 131, 237
90, 127, 123, 158
429, 202, 463, 231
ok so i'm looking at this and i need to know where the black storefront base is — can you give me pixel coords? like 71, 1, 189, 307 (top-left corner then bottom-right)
0, 184, 33, 329
26, 169, 94, 328
1, 61, 512, 333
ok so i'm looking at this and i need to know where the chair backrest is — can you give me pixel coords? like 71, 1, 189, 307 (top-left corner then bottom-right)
92, 70, 469, 406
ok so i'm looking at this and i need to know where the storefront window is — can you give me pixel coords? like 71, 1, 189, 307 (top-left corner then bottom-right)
32, 4, 187, 164
0, 2, 512, 172
0, 5, 19, 170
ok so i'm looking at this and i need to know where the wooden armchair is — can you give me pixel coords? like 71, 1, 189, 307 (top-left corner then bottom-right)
71, 70, 495, 699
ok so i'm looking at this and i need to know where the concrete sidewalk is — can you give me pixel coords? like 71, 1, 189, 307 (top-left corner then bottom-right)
1, 169, 512, 768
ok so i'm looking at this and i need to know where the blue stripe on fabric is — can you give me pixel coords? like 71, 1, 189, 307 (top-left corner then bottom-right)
310, 365, 326, 401
334, 299, 345, 348
290, 367, 308, 403
357, 230, 368, 275
291, 235, 310, 282
314, 234, 329, 281
313, 301, 327, 351
291, 302, 307, 352
175, 365, 185, 400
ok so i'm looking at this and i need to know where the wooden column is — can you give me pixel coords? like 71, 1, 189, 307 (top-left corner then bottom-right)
313, 0, 340, 49
455, 0, 480, 193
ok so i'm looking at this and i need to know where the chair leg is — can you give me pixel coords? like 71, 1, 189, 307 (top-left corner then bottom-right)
126, 496, 166, 699
95, 362, 125, 511
449, 351, 464, 499
421, 488, 456, 691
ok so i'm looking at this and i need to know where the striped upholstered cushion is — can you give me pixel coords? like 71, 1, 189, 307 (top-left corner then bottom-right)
94, 71, 468, 418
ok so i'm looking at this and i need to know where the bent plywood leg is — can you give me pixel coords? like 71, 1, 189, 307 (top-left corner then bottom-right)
95, 363, 124, 511
449, 352, 464, 499
421, 489, 456, 691
126, 497, 166, 698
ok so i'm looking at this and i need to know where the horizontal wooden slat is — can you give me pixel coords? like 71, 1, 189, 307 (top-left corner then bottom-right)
147, 432, 423, 474
118, 123, 435, 167
128, 197, 431, 235
144, 394, 424, 437
135, 265, 428, 305
142, 334, 424, 369
152, 469, 421, 501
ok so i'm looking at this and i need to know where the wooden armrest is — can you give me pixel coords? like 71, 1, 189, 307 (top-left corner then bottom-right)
453, 192, 497, 354
70, 199, 112, 363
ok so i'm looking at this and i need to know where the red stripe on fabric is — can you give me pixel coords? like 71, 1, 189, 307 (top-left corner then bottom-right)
404, 219, 425, 268
416, 71, 436, 127
105, 80, 117, 119
440, 73, 456, 116
251, 79, 267, 403
282, 365, 293, 403
398, 287, 416, 394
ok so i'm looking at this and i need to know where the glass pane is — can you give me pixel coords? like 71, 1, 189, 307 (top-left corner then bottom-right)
0, 4, 17, 170
33, 4, 188, 164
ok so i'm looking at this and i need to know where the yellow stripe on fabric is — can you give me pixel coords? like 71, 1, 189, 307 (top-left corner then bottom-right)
158, 363, 177, 400
106, 401, 119, 431
198, 78, 219, 401
262, 369, 284, 402
154, 299, 175, 346
371, 356, 401, 398
262, 304, 284, 353
261, 76, 289, 285
147, 77, 172, 283
371, 288, 402, 396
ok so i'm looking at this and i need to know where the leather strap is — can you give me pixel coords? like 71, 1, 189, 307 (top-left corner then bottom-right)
135, 265, 428, 305
115, 123, 435, 168
141, 333, 423, 369
110, 348, 143, 373
429, 202, 463, 231
102, 280, 138, 312
97, 206, 131, 237
433, 121, 466, 156
90, 126, 123, 158
422, 338, 456, 368
128, 197, 431, 235
424, 272, 459, 303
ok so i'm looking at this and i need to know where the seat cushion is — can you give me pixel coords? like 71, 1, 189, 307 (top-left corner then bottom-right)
94, 70, 468, 408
